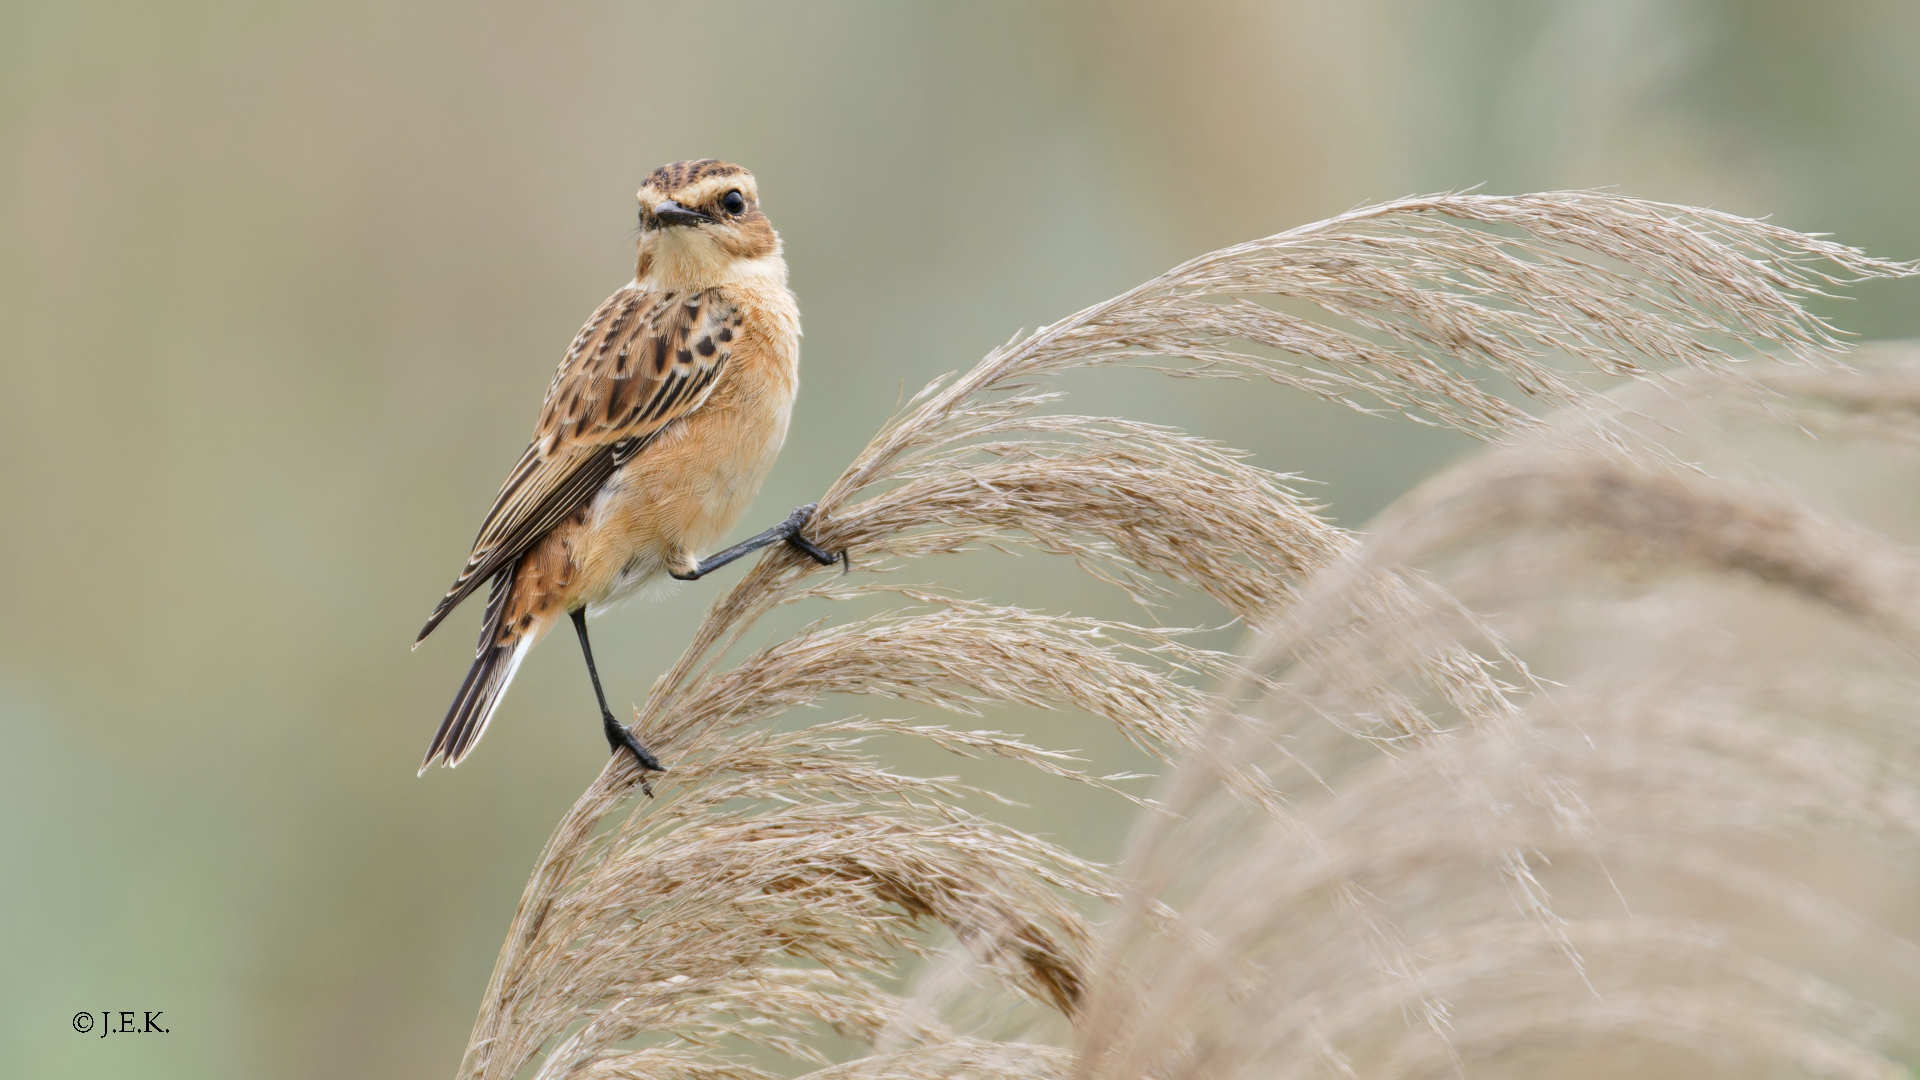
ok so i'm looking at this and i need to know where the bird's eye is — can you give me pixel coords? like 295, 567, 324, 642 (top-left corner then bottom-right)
722, 190, 746, 215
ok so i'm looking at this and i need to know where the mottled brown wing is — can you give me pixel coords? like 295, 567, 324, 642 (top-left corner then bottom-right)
417, 286, 741, 645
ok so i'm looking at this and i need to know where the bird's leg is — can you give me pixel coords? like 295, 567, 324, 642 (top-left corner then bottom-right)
668, 503, 843, 581
571, 608, 662, 797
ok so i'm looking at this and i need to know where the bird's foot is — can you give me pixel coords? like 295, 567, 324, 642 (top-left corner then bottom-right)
781, 503, 844, 569
603, 711, 664, 798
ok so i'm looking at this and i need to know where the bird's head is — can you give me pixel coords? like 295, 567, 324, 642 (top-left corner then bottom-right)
634, 159, 782, 290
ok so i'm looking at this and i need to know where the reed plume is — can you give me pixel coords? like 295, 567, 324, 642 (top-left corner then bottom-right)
452, 193, 1916, 1080
1079, 350, 1920, 1079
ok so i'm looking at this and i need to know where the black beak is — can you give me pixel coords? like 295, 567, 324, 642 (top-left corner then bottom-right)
650, 199, 712, 229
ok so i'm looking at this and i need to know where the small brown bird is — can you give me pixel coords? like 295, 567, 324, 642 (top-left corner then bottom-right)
415, 159, 836, 775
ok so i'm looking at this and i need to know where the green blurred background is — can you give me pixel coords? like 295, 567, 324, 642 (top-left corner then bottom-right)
2, 1, 1916, 1076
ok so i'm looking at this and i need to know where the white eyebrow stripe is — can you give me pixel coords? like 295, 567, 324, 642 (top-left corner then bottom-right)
651, 174, 757, 210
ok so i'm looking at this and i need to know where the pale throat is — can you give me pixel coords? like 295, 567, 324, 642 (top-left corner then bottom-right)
636, 231, 786, 293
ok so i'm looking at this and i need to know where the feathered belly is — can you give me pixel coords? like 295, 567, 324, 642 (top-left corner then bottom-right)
576, 382, 793, 611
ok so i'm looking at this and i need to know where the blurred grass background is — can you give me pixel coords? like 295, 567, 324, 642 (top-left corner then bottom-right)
1, 1, 1916, 1077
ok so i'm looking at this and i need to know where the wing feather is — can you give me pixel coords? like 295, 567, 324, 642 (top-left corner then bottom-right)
416, 287, 738, 643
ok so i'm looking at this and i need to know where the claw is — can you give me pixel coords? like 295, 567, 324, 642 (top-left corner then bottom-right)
783, 503, 843, 567
602, 712, 664, 798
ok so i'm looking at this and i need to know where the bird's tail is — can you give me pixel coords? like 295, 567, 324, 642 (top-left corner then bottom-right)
420, 571, 532, 772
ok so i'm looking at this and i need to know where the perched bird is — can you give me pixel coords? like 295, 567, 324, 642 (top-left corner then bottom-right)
415, 159, 836, 776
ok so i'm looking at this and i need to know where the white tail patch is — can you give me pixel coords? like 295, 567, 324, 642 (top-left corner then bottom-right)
448, 634, 534, 768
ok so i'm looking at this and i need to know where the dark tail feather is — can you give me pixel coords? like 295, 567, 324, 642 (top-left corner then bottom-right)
416, 565, 484, 646
420, 572, 528, 772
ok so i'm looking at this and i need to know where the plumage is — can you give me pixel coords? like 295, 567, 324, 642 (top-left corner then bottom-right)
418, 160, 825, 773
417, 288, 742, 641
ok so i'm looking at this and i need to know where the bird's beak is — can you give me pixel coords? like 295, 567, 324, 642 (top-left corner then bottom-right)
650, 199, 712, 229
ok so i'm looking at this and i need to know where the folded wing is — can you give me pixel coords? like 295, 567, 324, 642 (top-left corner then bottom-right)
417, 286, 741, 646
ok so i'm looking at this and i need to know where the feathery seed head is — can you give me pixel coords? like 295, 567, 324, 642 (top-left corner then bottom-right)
636, 159, 780, 288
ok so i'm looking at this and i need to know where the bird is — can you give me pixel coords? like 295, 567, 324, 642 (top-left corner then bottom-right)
414, 158, 837, 779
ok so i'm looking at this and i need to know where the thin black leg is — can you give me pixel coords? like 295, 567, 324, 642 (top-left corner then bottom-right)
572, 608, 663, 794
668, 503, 843, 581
